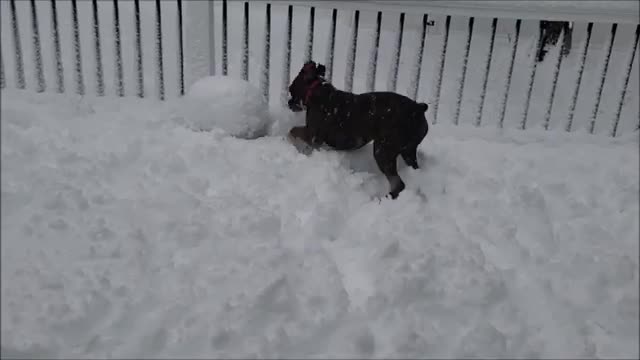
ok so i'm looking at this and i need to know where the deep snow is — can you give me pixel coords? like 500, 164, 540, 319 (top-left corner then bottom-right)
1, 87, 638, 359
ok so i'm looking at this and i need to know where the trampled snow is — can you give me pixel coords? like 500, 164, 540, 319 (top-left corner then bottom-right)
1, 87, 638, 359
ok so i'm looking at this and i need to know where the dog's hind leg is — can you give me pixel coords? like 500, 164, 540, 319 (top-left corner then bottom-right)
373, 141, 405, 199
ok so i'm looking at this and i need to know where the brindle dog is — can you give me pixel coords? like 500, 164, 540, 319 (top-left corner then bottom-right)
287, 61, 430, 199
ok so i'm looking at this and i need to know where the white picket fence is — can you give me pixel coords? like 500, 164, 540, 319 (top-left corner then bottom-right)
1, 0, 638, 137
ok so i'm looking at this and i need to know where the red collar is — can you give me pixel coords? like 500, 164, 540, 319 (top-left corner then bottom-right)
304, 79, 324, 106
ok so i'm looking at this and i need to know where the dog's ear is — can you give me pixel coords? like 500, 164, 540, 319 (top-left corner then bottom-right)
316, 64, 326, 77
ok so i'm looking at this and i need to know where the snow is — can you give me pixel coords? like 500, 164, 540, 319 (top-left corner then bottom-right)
2, 88, 638, 359
171, 76, 271, 139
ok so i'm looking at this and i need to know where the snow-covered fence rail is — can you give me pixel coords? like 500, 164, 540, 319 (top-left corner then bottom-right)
1, 1, 638, 137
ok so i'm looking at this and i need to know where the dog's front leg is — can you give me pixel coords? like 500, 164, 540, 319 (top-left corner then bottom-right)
288, 126, 313, 145
288, 125, 322, 155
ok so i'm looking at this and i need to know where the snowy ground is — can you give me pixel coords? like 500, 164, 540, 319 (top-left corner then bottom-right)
1, 87, 638, 359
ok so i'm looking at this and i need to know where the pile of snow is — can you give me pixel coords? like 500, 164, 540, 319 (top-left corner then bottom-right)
1, 89, 638, 359
171, 76, 272, 139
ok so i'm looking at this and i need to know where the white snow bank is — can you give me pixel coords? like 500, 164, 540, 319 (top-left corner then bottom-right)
1, 89, 638, 359
171, 76, 271, 139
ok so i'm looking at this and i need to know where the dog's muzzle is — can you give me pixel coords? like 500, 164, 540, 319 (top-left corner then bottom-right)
287, 97, 304, 112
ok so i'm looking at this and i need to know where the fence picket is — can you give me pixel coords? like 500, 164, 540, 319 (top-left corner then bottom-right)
612, 25, 640, 137
112, 0, 124, 96
10, 0, 25, 89
453, 17, 474, 125
343, 10, 359, 93
71, 0, 84, 95
498, 19, 521, 128
261, 4, 271, 100
326, 8, 337, 81
133, 0, 143, 97
542, 27, 567, 130
50, 0, 64, 93
389, 12, 404, 93
352, 9, 376, 94
367, 11, 382, 93
178, 0, 185, 95
30, 0, 45, 92
281, 5, 293, 104
241, 2, 249, 81
566, 22, 593, 131
589, 23, 617, 134
155, 0, 164, 99
90, 0, 103, 96
432, 15, 450, 125
476, 18, 497, 127
222, 0, 228, 76
305, 7, 315, 62
408, 13, 428, 101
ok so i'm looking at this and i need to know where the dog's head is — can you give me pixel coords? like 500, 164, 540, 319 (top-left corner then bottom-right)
287, 61, 326, 112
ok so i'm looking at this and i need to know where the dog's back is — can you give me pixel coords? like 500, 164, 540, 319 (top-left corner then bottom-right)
310, 89, 428, 150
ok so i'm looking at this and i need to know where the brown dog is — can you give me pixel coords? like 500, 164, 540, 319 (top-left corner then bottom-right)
287, 61, 429, 199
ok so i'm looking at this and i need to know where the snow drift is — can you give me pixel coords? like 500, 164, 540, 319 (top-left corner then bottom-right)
1, 88, 638, 359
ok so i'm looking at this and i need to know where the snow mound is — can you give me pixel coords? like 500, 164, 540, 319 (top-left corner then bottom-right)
172, 76, 271, 139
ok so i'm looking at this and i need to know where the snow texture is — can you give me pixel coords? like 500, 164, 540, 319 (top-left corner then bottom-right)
171, 76, 271, 139
1, 88, 638, 359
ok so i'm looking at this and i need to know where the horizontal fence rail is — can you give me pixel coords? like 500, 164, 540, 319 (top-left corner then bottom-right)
1, 0, 638, 137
